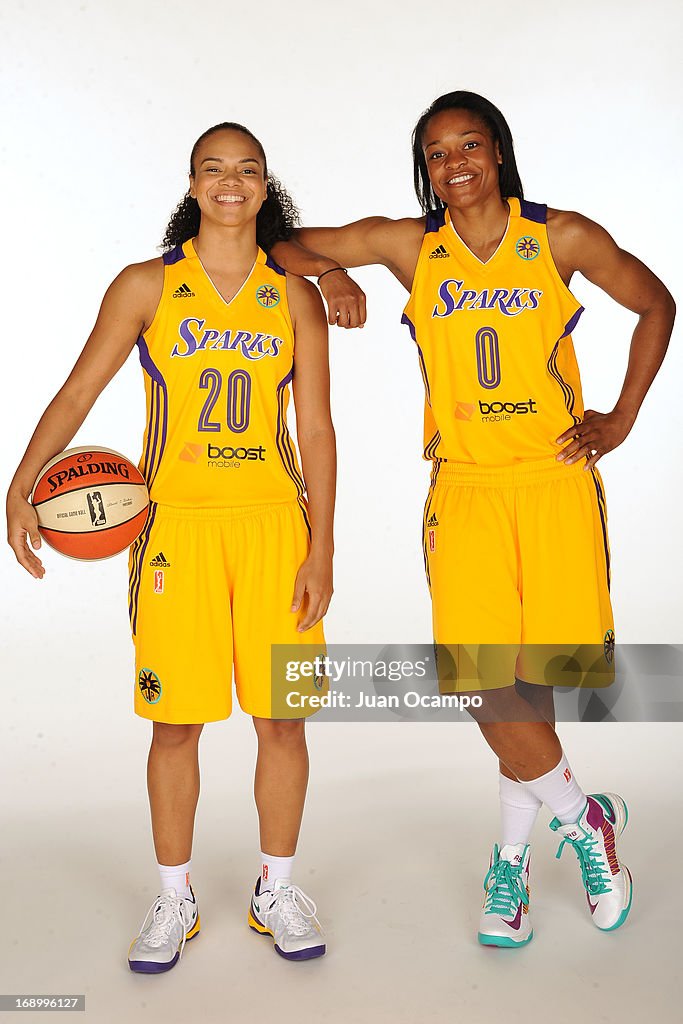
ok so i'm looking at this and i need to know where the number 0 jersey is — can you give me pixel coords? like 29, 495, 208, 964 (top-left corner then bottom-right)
137, 239, 306, 511
402, 198, 584, 466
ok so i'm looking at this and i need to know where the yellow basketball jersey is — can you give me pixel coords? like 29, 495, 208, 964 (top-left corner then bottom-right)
137, 239, 307, 516
402, 198, 584, 465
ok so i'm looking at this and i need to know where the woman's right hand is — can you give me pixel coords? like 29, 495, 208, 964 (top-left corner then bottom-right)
6, 490, 45, 578
318, 269, 367, 329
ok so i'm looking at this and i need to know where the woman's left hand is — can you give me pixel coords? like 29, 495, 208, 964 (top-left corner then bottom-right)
556, 408, 636, 469
291, 551, 333, 631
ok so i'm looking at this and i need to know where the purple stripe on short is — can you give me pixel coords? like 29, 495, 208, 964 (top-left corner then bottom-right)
131, 502, 158, 635
560, 307, 584, 339
265, 254, 286, 276
162, 244, 186, 266
590, 471, 611, 590
519, 200, 547, 225
425, 208, 447, 233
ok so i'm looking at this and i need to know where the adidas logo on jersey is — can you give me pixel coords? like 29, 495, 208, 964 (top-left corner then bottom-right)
149, 551, 171, 567
429, 245, 449, 259
173, 283, 195, 298
427, 513, 439, 527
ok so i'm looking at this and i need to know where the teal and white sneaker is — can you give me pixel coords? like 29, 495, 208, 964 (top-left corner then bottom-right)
128, 887, 200, 973
248, 878, 326, 960
550, 793, 632, 931
478, 843, 533, 948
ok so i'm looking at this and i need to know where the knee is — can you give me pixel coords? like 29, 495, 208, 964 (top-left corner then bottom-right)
151, 722, 203, 750
253, 718, 306, 746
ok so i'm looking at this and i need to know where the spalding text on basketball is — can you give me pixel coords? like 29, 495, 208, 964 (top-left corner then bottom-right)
47, 461, 131, 494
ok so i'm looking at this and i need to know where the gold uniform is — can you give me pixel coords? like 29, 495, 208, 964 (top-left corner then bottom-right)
128, 240, 325, 722
402, 199, 614, 687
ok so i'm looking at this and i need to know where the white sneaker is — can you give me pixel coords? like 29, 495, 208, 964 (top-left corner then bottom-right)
478, 843, 533, 948
550, 793, 632, 931
128, 887, 200, 974
248, 878, 326, 960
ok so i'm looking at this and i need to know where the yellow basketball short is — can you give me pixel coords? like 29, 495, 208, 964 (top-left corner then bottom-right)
423, 457, 614, 690
128, 500, 326, 723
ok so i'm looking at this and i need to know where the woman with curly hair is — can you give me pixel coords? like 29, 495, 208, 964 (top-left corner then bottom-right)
6, 122, 335, 971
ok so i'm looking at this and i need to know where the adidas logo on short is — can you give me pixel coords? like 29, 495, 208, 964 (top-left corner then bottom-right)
173, 283, 195, 298
428, 245, 449, 259
427, 513, 439, 527
149, 551, 171, 567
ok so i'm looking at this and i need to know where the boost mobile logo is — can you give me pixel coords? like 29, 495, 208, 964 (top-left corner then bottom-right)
207, 443, 266, 464
479, 399, 538, 421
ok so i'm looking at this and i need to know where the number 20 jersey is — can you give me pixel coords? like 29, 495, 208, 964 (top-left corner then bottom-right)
136, 239, 305, 509
401, 198, 585, 466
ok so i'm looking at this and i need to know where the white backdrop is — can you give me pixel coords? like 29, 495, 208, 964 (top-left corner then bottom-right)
0, 2, 681, 1021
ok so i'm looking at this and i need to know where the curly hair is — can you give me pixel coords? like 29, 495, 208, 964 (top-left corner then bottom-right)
411, 91, 524, 213
161, 122, 300, 253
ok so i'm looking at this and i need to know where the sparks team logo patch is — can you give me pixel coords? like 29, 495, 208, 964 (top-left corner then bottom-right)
604, 629, 615, 664
138, 668, 162, 704
515, 236, 540, 261
256, 284, 280, 308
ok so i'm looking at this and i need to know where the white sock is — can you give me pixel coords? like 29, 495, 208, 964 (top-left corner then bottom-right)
157, 859, 192, 900
260, 852, 295, 891
499, 773, 542, 845
520, 753, 587, 824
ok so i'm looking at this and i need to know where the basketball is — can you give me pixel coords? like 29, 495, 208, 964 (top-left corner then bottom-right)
31, 446, 149, 559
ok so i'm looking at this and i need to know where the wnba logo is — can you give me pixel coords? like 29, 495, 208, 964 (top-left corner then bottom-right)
86, 491, 106, 526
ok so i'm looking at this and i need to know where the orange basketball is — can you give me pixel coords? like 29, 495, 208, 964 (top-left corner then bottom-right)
32, 446, 149, 559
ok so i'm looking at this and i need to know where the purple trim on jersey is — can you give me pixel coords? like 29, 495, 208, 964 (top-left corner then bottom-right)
136, 336, 169, 488
277, 368, 294, 389
547, 340, 579, 426
162, 244, 186, 266
265, 254, 286, 276
401, 314, 432, 405
137, 335, 166, 386
275, 368, 311, 535
519, 200, 547, 225
559, 306, 584, 339
425, 208, 447, 233
400, 312, 416, 341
